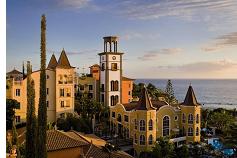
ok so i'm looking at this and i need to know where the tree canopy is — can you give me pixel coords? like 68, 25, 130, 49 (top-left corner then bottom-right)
6, 99, 20, 130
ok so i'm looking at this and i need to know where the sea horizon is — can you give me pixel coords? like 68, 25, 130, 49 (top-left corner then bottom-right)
135, 79, 237, 110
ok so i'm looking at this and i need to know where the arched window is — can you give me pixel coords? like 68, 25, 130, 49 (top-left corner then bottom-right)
140, 120, 145, 131
134, 133, 137, 144
114, 81, 119, 91
140, 135, 145, 145
188, 127, 193, 136
101, 63, 105, 71
117, 114, 122, 122
149, 119, 153, 130
196, 127, 199, 136
111, 81, 114, 91
111, 95, 114, 106
115, 95, 119, 105
148, 135, 153, 145
188, 114, 193, 124
196, 114, 199, 124
163, 116, 169, 136
182, 113, 186, 123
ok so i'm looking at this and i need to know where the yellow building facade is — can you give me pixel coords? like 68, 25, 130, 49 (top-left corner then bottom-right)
110, 85, 201, 157
7, 49, 75, 123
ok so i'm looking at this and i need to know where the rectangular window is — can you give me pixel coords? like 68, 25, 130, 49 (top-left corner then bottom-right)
112, 112, 115, 118
61, 101, 65, 107
15, 89, 20, 96
101, 94, 104, 102
101, 84, 104, 92
111, 63, 117, 71
15, 116, 21, 123
60, 89, 64, 97
128, 91, 131, 95
66, 100, 70, 107
47, 88, 49, 95
89, 85, 93, 90
46, 101, 49, 108
66, 88, 71, 97
124, 115, 129, 122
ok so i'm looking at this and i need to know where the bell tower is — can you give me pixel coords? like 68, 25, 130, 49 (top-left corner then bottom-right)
98, 36, 124, 107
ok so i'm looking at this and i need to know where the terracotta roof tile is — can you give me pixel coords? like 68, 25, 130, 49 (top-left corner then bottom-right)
123, 100, 167, 111
47, 130, 88, 151
123, 102, 139, 111
85, 144, 133, 158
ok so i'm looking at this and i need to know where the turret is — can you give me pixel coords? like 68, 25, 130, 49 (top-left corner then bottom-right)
180, 85, 201, 143
133, 86, 157, 157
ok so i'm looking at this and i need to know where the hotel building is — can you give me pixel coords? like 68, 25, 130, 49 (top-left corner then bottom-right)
7, 36, 201, 157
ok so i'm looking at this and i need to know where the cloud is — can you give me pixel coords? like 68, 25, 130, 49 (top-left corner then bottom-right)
138, 48, 183, 61
158, 59, 237, 72
120, 31, 159, 40
202, 32, 237, 52
47, 49, 100, 56
57, 0, 91, 9
107, 0, 235, 20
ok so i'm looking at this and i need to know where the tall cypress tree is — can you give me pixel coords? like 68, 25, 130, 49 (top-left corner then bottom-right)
37, 14, 47, 158
26, 61, 37, 158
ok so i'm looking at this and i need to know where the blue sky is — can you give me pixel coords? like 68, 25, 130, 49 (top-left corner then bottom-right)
7, 0, 237, 78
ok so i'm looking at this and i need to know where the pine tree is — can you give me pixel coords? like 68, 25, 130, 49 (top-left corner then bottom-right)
165, 79, 177, 105
37, 14, 47, 158
26, 61, 37, 158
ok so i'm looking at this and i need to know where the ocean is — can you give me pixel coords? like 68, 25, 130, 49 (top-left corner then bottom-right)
135, 79, 237, 109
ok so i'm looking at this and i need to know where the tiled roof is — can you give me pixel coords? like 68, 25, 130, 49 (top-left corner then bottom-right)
181, 85, 200, 106
57, 49, 72, 69
122, 76, 135, 81
123, 102, 139, 111
47, 130, 88, 151
47, 54, 58, 69
136, 86, 156, 110
151, 100, 168, 109
7, 69, 22, 75
123, 100, 167, 111
85, 144, 133, 158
